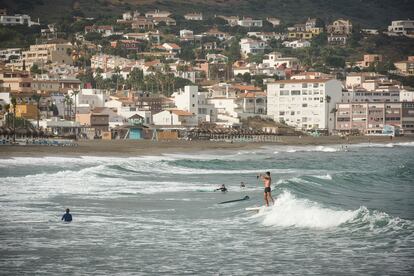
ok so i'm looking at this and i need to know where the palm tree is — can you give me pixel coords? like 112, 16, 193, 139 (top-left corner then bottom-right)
325, 95, 331, 134
64, 95, 73, 120
32, 94, 41, 129
71, 90, 79, 120
4, 104, 10, 127
11, 97, 17, 142
331, 107, 338, 133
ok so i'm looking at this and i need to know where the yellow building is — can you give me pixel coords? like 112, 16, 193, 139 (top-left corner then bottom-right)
288, 31, 314, 40
15, 104, 38, 119
21, 43, 73, 68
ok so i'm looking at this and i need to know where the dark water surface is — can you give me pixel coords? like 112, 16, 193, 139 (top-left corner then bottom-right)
0, 142, 413, 275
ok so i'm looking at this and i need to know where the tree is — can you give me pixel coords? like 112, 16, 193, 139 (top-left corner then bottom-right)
325, 95, 331, 133
32, 94, 41, 129
128, 68, 144, 90
4, 104, 10, 127
71, 90, 79, 122
242, 72, 251, 83
224, 38, 241, 63
179, 46, 195, 61
84, 32, 103, 42
30, 64, 42, 75
11, 97, 17, 142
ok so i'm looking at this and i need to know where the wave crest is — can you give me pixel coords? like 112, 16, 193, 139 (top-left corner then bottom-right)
256, 191, 410, 231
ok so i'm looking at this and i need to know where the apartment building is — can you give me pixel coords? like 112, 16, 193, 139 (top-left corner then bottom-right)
387, 20, 414, 36
21, 43, 73, 67
172, 85, 216, 123
267, 79, 342, 131
0, 13, 39, 27
335, 102, 414, 135
0, 70, 32, 93
394, 56, 414, 76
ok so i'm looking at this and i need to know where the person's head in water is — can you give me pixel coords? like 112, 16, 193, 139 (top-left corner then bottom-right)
266, 172, 270, 176
66, 208, 70, 213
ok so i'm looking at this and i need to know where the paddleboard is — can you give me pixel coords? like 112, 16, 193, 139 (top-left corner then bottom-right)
219, 196, 249, 204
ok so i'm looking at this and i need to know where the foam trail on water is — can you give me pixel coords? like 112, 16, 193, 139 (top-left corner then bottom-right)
312, 174, 333, 180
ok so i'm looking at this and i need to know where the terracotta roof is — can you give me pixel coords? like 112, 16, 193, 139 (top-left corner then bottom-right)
168, 109, 194, 116
232, 84, 261, 91
238, 92, 266, 98
144, 59, 161, 67
164, 43, 181, 49
270, 78, 333, 84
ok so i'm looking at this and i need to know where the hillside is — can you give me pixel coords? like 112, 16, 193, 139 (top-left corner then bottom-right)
0, 0, 413, 27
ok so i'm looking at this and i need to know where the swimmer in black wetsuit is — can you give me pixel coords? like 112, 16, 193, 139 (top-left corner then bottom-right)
62, 208, 72, 222
215, 184, 227, 192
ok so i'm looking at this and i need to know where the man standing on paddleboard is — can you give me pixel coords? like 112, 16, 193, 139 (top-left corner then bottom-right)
258, 172, 274, 207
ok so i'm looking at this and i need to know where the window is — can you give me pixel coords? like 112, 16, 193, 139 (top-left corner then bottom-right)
302, 103, 308, 107
280, 90, 289, 96
302, 83, 307, 88
291, 90, 301, 96
313, 83, 318, 88
280, 84, 285, 88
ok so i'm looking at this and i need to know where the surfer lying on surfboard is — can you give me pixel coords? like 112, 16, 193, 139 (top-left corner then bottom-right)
258, 172, 274, 207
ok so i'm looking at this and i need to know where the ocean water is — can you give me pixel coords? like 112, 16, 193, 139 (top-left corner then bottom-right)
0, 142, 413, 275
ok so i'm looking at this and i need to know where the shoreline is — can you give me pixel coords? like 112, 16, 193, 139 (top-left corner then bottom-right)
0, 136, 413, 158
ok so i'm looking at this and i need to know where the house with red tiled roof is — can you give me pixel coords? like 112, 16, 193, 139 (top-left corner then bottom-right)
162, 43, 181, 54
203, 28, 230, 41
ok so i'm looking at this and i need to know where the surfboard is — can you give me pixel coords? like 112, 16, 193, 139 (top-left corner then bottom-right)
245, 205, 272, 211
218, 196, 249, 204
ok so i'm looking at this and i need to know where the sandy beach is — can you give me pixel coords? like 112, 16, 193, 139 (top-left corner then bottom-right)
1, 136, 413, 158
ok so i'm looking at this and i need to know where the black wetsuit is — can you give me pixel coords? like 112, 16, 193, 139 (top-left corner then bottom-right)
62, 213, 72, 222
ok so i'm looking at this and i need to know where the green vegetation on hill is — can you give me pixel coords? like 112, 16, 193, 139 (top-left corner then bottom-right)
1, 0, 413, 27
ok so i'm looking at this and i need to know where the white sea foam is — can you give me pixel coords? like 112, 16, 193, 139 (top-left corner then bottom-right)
259, 191, 357, 229
312, 174, 333, 180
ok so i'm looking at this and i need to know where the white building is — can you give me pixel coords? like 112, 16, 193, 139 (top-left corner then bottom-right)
240, 38, 268, 57
180, 29, 194, 41
0, 48, 22, 62
387, 20, 414, 36
91, 54, 137, 70
145, 10, 171, 18
0, 14, 39, 27
237, 18, 263, 28
263, 52, 299, 69
247, 32, 286, 41
400, 89, 414, 102
152, 109, 197, 126
267, 17, 281, 27
267, 79, 342, 131
73, 89, 109, 109
282, 40, 311, 49
184, 13, 203, 21
117, 107, 152, 125
172, 85, 216, 123
341, 89, 401, 103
